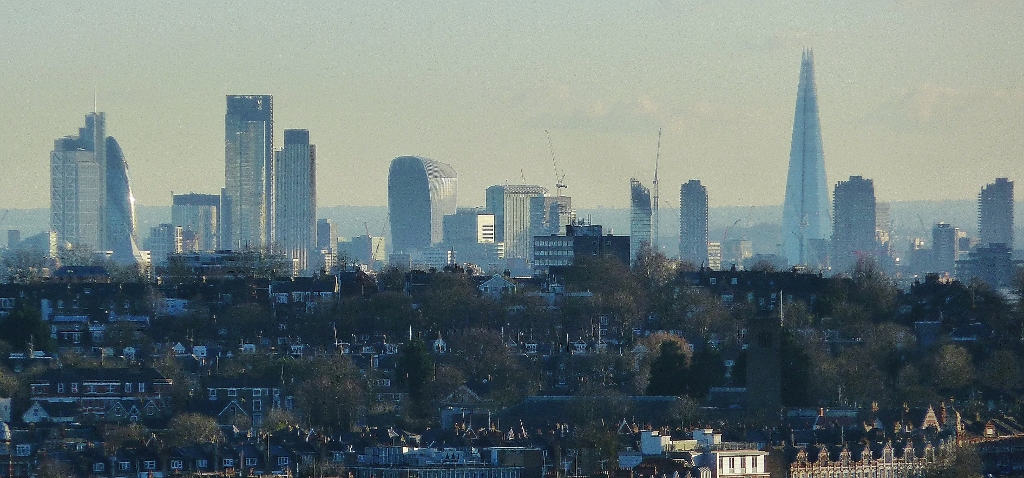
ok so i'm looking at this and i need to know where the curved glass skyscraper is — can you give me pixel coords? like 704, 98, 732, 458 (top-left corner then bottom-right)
782, 50, 830, 267
104, 137, 144, 265
388, 156, 458, 254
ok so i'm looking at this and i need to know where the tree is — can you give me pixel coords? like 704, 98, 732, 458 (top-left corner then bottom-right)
923, 445, 982, 478
259, 408, 300, 435
294, 355, 365, 432
396, 337, 434, 417
166, 413, 223, 447
931, 344, 974, 392
0, 302, 54, 353
646, 340, 691, 396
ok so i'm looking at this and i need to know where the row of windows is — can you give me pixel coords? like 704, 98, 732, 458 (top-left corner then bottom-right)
53, 382, 146, 394
209, 388, 278, 399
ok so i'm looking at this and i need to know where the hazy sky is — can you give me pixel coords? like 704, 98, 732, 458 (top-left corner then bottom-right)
2, 0, 1022, 211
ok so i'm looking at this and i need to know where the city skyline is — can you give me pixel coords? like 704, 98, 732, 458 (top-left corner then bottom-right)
2, 2, 1022, 212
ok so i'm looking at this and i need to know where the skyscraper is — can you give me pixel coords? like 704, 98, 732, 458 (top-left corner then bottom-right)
51, 113, 105, 252
932, 222, 959, 276
223, 95, 273, 251
679, 180, 709, 266
629, 178, 652, 265
485, 185, 547, 262
172, 193, 220, 252
51, 112, 142, 265
978, 178, 1013, 248
782, 50, 831, 267
832, 176, 876, 272
274, 129, 316, 273
388, 156, 458, 254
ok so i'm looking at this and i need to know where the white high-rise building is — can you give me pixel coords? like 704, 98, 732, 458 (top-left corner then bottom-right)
274, 129, 316, 274
51, 113, 105, 252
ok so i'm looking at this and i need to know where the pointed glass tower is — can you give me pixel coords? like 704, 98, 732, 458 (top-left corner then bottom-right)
782, 50, 830, 267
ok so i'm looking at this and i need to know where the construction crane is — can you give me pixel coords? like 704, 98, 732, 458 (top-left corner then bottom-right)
652, 128, 661, 250
545, 130, 567, 196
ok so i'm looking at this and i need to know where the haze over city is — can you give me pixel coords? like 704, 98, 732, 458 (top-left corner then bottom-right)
2, 0, 1023, 211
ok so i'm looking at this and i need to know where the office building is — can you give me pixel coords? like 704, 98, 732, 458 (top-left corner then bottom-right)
274, 129, 316, 273
530, 195, 573, 238
144, 224, 183, 267
978, 178, 1013, 248
223, 95, 273, 251
533, 223, 630, 272
338, 235, 386, 268
51, 113, 105, 252
485, 185, 547, 262
932, 223, 959, 277
317, 219, 338, 254
443, 208, 500, 268
172, 193, 219, 252
630, 179, 652, 264
782, 51, 831, 267
388, 156, 458, 254
832, 176, 876, 272
679, 180, 709, 266
51, 112, 142, 265
722, 239, 753, 269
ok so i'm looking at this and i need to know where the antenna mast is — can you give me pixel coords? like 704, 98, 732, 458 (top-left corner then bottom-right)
652, 128, 661, 251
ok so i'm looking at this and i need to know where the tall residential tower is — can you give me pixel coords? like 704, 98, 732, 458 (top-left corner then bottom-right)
782, 50, 830, 267
679, 180, 709, 266
223, 95, 273, 251
978, 178, 1013, 248
274, 129, 317, 273
832, 176, 876, 272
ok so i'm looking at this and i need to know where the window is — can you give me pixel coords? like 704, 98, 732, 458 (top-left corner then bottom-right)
125, 383, 132, 393
15, 445, 30, 457
253, 400, 262, 412
752, 456, 759, 470
246, 458, 258, 466
119, 462, 131, 471
740, 457, 746, 469
197, 460, 208, 469
57, 383, 65, 393
731, 277, 738, 285
223, 458, 234, 468
709, 278, 717, 285
138, 382, 145, 393
228, 388, 237, 397
209, 389, 217, 400
71, 383, 79, 393
170, 460, 183, 470
253, 388, 262, 397
278, 456, 290, 466
729, 457, 735, 469
144, 461, 156, 470
93, 463, 105, 473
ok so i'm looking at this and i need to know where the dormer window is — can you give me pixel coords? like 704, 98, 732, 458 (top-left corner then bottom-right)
228, 388, 237, 397
125, 383, 132, 393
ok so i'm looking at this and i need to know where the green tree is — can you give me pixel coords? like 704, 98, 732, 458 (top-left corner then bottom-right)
396, 337, 434, 417
646, 340, 691, 396
0, 302, 54, 352
931, 344, 974, 392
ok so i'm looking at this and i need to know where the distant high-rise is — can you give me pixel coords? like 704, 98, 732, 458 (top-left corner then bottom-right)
782, 51, 831, 267
485, 185, 547, 262
978, 178, 1013, 248
51, 112, 142, 265
832, 176, 876, 272
317, 219, 338, 253
172, 193, 219, 252
223, 95, 273, 251
388, 156, 458, 254
51, 112, 105, 252
679, 180, 709, 266
274, 129, 316, 273
629, 178, 652, 264
932, 222, 959, 276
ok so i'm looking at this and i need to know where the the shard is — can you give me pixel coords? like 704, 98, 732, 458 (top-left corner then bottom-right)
782, 50, 830, 267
